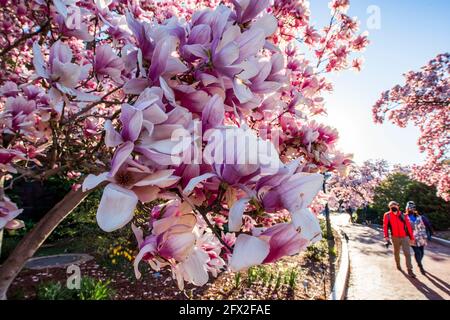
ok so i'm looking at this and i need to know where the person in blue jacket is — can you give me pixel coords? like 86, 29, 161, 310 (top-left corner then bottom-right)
406, 201, 428, 274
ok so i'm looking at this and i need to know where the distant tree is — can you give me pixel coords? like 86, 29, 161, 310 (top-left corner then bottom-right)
327, 160, 389, 211
372, 53, 450, 201
407, 180, 450, 230
371, 173, 450, 230
372, 173, 412, 214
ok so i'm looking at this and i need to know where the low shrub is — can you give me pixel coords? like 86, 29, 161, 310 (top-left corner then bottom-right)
37, 281, 73, 300
78, 277, 115, 300
305, 240, 328, 262
36, 276, 115, 300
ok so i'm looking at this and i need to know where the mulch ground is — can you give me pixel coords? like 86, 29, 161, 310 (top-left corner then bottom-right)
8, 236, 341, 300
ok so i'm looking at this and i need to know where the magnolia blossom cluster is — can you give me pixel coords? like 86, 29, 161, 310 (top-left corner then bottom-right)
277, 118, 353, 174
273, 0, 368, 73
373, 53, 450, 201
0, 0, 367, 289
326, 160, 389, 211
412, 161, 449, 201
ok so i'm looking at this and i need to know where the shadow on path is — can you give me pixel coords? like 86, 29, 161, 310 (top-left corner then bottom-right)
400, 271, 445, 300
424, 273, 450, 295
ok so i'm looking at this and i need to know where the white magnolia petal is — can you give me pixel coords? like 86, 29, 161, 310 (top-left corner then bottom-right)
235, 60, 260, 80
134, 243, 156, 279
252, 14, 278, 37
232, 78, 253, 104
229, 234, 270, 272
104, 120, 123, 147
142, 106, 168, 125
183, 44, 209, 59
96, 184, 138, 232
82, 172, 109, 192
52, 60, 82, 88
159, 76, 176, 103
181, 247, 210, 286
135, 89, 161, 109
137, 48, 147, 78
133, 169, 178, 188
123, 78, 148, 95
295, 173, 324, 207
162, 233, 196, 262
148, 134, 191, 155
183, 173, 216, 195
110, 141, 134, 177
291, 208, 322, 244
32, 42, 48, 79
228, 197, 251, 232
131, 223, 144, 248
281, 173, 324, 212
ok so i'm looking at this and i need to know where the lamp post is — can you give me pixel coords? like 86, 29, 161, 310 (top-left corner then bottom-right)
322, 172, 333, 241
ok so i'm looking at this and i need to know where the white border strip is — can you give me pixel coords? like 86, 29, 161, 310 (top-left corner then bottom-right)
329, 230, 350, 300
431, 236, 450, 247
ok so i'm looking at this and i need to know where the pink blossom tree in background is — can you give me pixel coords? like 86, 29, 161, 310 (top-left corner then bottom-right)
0, 0, 368, 298
373, 53, 450, 201
326, 160, 390, 217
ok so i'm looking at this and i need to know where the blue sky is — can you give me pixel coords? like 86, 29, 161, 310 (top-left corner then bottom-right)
308, 0, 450, 166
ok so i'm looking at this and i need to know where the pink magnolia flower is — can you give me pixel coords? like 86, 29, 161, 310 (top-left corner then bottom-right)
105, 87, 193, 167
228, 160, 324, 243
183, 126, 282, 194
94, 44, 125, 83
2, 96, 37, 135
0, 148, 26, 173
0, 81, 20, 97
133, 203, 197, 278
229, 223, 309, 271
32, 40, 92, 98
83, 159, 179, 232
133, 201, 225, 290
201, 94, 225, 131
232, 0, 270, 24
53, 3, 94, 41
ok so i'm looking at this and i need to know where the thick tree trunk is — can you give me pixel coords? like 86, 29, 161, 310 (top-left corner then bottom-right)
0, 187, 93, 300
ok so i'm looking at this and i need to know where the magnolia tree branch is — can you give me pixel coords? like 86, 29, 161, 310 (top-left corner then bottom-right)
0, 20, 50, 59
177, 188, 232, 252
62, 85, 124, 125
0, 182, 104, 300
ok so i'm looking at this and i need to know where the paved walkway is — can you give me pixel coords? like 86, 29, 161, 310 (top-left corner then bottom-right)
331, 214, 450, 300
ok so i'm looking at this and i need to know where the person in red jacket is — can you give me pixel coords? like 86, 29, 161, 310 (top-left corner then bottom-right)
383, 201, 416, 278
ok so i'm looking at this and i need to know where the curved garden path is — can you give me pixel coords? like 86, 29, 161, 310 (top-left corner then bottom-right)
331, 214, 450, 300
